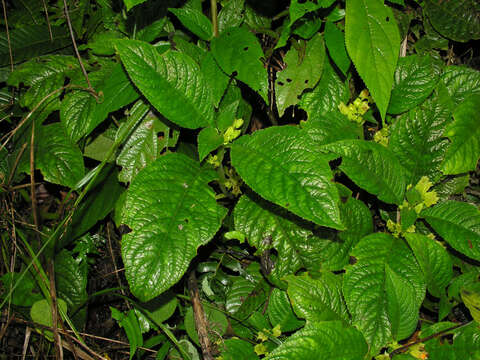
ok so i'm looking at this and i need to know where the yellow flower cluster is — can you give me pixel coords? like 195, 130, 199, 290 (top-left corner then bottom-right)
338, 89, 371, 124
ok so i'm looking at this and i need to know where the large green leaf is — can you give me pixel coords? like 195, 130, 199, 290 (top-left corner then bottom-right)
324, 21, 351, 76
231, 126, 343, 229
7, 56, 79, 115
345, 0, 400, 120
442, 66, 480, 106
116, 40, 214, 129
169, 7, 213, 41
388, 55, 442, 115
285, 273, 348, 322
343, 233, 425, 354
55, 250, 88, 328
389, 87, 451, 183
121, 153, 227, 301
200, 52, 230, 107
266, 321, 368, 360
299, 59, 350, 119
405, 233, 452, 298
211, 27, 268, 102
424, 0, 480, 42
19, 123, 85, 188
267, 288, 305, 332
421, 200, 480, 262
441, 94, 480, 174
275, 33, 325, 116
61, 63, 139, 142
321, 140, 408, 204
0, 25, 71, 67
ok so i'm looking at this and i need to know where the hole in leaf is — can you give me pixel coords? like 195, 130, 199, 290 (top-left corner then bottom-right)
277, 81, 284, 86
285, 202, 290, 207
386, 16, 390, 22
304, 79, 309, 84
349, 256, 357, 265
184, 219, 189, 223
243, 46, 249, 51
232, 71, 238, 77
286, 78, 292, 83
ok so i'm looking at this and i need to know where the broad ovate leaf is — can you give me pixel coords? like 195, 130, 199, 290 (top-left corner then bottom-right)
285, 272, 348, 322
321, 140, 408, 204
299, 59, 350, 119
344, 233, 425, 354
121, 153, 227, 301
345, 0, 400, 120
424, 0, 480, 42
211, 27, 268, 102
231, 126, 343, 229
405, 233, 452, 298
266, 321, 368, 360
267, 288, 305, 332
275, 33, 325, 116
422, 200, 480, 262
169, 7, 213, 41
388, 55, 442, 115
116, 40, 214, 129
442, 66, 480, 106
389, 87, 451, 183
61, 63, 139, 142
441, 94, 480, 175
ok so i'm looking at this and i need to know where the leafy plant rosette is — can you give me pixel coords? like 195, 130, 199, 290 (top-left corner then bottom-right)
1, 0, 480, 359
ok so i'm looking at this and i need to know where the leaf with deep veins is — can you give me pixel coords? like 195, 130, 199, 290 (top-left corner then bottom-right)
121, 153, 227, 301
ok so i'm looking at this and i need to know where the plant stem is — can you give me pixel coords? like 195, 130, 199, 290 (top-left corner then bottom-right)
210, 0, 218, 37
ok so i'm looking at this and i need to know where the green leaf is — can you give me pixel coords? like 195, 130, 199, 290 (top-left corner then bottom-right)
30, 299, 68, 341
285, 273, 348, 322
116, 40, 214, 129
321, 140, 408, 204
123, 0, 146, 11
218, 0, 245, 34
345, 0, 400, 121
299, 59, 350, 119
265, 321, 368, 360
231, 126, 343, 229
117, 105, 174, 183
424, 0, 480, 42
211, 27, 268, 102
300, 111, 362, 147
422, 200, 480, 262
267, 288, 305, 332
405, 233, 452, 298
24, 123, 85, 188
344, 233, 426, 353
389, 87, 451, 183
275, 34, 325, 116
461, 282, 480, 323
388, 55, 442, 115
111, 308, 143, 360
289, 0, 336, 26
7, 55, 79, 114
67, 166, 124, 244
61, 63, 139, 142
121, 153, 227, 301
219, 338, 259, 360
441, 94, 480, 174
0, 271, 42, 307
200, 52, 230, 107
169, 7, 213, 41
324, 21, 351, 76
55, 250, 88, 328
0, 25, 71, 67
136, 291, 177, 332
442, 66, 480, 106
197, 127, 223, 162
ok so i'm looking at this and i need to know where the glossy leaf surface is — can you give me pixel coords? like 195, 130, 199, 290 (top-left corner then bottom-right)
231, 126, 343, 229
121, 153, 227, 301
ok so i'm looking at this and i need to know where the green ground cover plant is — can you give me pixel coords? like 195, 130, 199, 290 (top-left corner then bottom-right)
1, 0, 480, 358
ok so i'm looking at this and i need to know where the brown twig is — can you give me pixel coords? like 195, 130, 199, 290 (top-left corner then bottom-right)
48, 262, 63, 360
1, 0, 13, 72
29, 120, 39, 231
389, 321, 471, 358
40, 0, 53, 41
188, 270, 214, 360
62, 0, 93, 91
